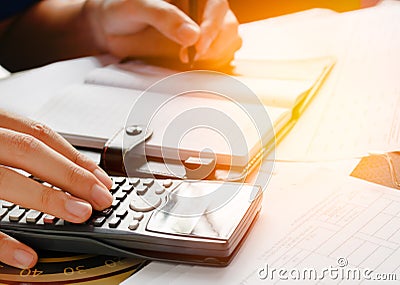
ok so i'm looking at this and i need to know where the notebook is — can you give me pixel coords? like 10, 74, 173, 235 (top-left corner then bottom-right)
32, 57, 335, 180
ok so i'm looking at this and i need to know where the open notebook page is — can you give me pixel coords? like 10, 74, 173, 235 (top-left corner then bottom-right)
32, 84, 290, 164
84, 57, 334, 109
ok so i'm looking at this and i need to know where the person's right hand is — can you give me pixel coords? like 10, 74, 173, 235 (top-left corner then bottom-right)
0, 109, 113, 269
84, 0, 241, 69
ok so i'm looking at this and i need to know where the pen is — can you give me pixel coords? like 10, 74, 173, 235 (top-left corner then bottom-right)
188, 0, 198, 68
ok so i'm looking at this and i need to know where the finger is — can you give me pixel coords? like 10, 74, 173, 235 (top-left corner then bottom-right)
0, 231, 37, 269
106, 27, 180, 59
0, 167, 92, 223
195, 0, 230, 57
0, 129, 112, 210
0, 110, 112, 189
195, 11, 241, 63
136, 0, 200, 47
179, 46, 189, 63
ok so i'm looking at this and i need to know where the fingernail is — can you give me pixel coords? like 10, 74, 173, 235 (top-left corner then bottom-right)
91, 184, 113, 208
180, 47, 189, 63
93, 168, 112, 189
65, 199, 92, 218
176, 23, 200, 46
14, 249, 34, 268
197, 38, 212, 58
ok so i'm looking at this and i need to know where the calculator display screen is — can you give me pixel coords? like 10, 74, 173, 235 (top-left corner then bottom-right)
146, 182, 256, 239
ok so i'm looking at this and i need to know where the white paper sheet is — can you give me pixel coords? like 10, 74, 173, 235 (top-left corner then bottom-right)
0, 55, 116, 117
126, 162, 400, 284
236, 1, 400, 161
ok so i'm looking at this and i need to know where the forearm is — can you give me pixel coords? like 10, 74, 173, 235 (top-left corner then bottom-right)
0, 0, 102, 72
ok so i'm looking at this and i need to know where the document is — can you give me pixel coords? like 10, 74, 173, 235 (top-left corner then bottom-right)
83, 57, 334, 108
126, 163, 400, 284
236, 0, 400, 161
29, 55, 333, 179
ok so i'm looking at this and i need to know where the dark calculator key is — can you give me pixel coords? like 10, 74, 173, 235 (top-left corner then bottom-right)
108, 217, 120, 228
115, 191, 127, 201
113, 177, 126, 185
121, 184, 133, 193
130, 194, 161, 212
110, 183, 120, 192
9, 208, 25, 222
26, 210, 42, 224
142, 179, 154, 187
132, 212, 144, 221
100, 208, 113, 217
32, 177, 45, 183
43, 214, 58, 224
0, 208, 8, 219
2, 201, 15, 209
116, 209, 127, 218
128, 220, 139, 230
93, 216, 106, 227
111, 199, 120, 209
128, 178, 140, 186
135, 185, 148, 196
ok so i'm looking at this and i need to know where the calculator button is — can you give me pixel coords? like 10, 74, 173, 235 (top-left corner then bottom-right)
142, 179, 154, 187
0, 208, 8, 219
128, 220, 139, 230
128, 178, 140, 186
155, 187, 165, 195
9, 208, 25, 222
163, 179, 173, 188
111, 199, 120, 209
44, 215, 58, 224
110, 183, 120, 193
100, 208, 113, 217
93, 216, 106, 227
121, 184, 133, 193
116, 209, 128, 218
108, 217, 121, 228
2, 201, 14, 209
135, 185, 148, 196
113, 177, 126, 185
132, 212, 144, 221
129, 195, 161, 212
115, 191, 127, 201
26, 210, 42, 223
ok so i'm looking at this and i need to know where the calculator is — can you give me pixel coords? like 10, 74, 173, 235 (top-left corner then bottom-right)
0, 177, 262, 266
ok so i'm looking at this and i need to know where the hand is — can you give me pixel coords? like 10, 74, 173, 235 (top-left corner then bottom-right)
188, 0, 242, 69
0, 110, 113, 269
84, 0, 241, 69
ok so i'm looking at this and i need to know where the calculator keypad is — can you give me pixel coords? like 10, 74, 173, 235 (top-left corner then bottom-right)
0, 177, 178, 233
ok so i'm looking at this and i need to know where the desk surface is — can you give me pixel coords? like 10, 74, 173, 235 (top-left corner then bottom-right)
0, 1, 399, 284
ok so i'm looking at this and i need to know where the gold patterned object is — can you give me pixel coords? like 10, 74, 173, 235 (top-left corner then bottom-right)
0, 250, 148, 285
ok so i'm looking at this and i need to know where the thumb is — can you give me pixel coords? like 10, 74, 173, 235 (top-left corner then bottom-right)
137, 1, 200, 47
